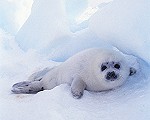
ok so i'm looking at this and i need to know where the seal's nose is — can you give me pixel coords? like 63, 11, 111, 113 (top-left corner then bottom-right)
106, 71, 117, 80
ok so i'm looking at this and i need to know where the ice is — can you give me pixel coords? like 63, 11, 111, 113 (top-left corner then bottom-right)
49, 29, 112, 62
76, 0, 113, 24
16, 0, 70, 53
65, 0, 88, 32
1, 0, 150, 120
0, 0, 33, 35
15, 0, 113, 58
1, 29, 150, 120
89, 0, 150, 64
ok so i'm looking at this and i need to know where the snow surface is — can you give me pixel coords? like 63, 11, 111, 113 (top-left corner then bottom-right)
1, 0, 150, 120
0, 0, 33, 35
89, 0, 150, 64
1, 32, 150, 120
16, 0, 70, 53
15, 0, 113, 59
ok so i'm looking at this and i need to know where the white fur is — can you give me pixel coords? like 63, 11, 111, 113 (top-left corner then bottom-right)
12, 48, 134, 98
41, 48, 130, 91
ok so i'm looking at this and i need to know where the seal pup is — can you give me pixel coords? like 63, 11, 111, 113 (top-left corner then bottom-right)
12, 48, 136, 98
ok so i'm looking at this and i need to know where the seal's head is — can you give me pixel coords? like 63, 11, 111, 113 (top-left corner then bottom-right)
93, 49, 136, 91
101, 61, 121, 81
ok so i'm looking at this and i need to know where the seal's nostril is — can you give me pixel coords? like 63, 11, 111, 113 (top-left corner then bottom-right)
111, 71, 115, 77
113, 74, 117, 79
109, 71, 115, 77
106, 71, 117, 80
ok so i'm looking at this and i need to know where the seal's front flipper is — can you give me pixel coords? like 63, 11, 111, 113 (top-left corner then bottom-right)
71, 77, 86, 99
12, 81, 43, 94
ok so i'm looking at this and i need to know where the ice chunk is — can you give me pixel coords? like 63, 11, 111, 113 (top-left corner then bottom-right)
89, 0, 150, 63
16, 0, 70, 52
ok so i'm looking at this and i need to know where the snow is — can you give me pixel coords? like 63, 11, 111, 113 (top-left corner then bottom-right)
15, 0, 113, 57
0, 0, 33, 35
1, 0, 150, 120
49, 29, 112, 62
1, 43, 150, 120
89, 0, 150, 64
65, 0, 88, 32
16, 0, 70, 53
76, 0, 113, 24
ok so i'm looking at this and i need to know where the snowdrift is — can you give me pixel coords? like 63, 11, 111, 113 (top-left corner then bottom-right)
16, 0, 70, 53
89, 0, 150, 63
1, 0, 150, 120
0, 0, 33, 35
16, 0, 150, 64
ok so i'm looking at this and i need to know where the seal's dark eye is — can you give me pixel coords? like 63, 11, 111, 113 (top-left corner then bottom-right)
114, 64, 120, 69
101, 65, 107, 71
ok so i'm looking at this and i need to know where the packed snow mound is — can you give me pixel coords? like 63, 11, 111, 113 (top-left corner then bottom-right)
1, 0, 150, 120
49, 29, 112, 62
16, 0, 150, 63
89, 0, 150, 64
1, 30, 150, 120
16, 0, 70, 53
15, 0, 115, 61
0, 0, 33, 35
65, 0, 88, 32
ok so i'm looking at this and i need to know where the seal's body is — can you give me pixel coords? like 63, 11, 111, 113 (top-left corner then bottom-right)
12, 48, 136, 98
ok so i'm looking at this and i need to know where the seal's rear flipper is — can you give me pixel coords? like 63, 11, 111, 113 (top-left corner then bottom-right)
28, 67, 54, 81
12, 81, 44, 94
